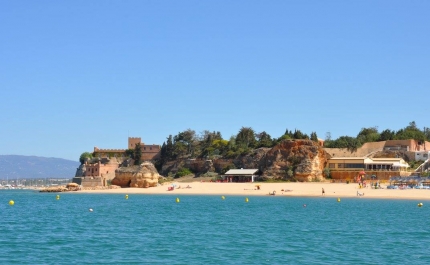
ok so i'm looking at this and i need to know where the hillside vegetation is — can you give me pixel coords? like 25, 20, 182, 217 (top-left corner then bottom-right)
155, 121, 429, 167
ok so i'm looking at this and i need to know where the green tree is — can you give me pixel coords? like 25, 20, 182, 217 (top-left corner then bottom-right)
275, 134, 292, 144
293, 129, 307, 139
211, 139, 229, 155
310, 132, 319, 142
284, 129, 294, 138
324, 136, 361, 152
165, 135, 174, 160
357, 127, 380, 143
133, 143, 142, 165
174, 129, 197, 156
256, 131, 273, 148
79, 152, 93, 164
379, 129, 395, 141
395, 121, 426, 141
424, 127, 430, 141
125, 148, 134, 158
235, 127, 257, 149
199, 130, 223, 157
228, 135, 236, 150
173, 142, 187, 158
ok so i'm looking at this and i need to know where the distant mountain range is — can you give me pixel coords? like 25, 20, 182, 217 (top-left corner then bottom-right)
0, 155, 79, 179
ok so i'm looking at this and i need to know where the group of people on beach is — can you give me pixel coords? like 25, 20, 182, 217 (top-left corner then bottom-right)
359, 181, 380, 189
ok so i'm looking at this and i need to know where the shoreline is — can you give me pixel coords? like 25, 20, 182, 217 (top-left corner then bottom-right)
75, 182, 430, 200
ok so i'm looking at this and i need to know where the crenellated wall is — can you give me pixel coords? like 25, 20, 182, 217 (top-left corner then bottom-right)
93, 137, 161, 161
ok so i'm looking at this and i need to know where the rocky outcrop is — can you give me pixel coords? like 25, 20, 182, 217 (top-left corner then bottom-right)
75, 164, 86, 177
40, 186, 69, 192
186, 159, 215, 174
112, 162, 160, 188
66, 182, 80, 191
233, 148, 271, 169
81, 185, 121, 190
261, 140, 328, 181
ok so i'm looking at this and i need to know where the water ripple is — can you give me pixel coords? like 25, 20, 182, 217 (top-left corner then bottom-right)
1, 191, 430, 264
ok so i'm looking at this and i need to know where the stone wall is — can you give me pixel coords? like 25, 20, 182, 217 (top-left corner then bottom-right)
324, 141, 386, 158
84, 161, 119, 178
81, 177, 103, 187
141, 145, 161, 161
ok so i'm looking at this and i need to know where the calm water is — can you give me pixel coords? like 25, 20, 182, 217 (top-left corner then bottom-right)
0, 190, 429, 265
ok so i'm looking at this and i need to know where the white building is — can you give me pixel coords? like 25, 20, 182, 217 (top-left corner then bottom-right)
414, 151, 430, 161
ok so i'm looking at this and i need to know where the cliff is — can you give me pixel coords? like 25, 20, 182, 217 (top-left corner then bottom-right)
112, 162, 160, 188
261, 140, 328, 181
160, 140, 328, 181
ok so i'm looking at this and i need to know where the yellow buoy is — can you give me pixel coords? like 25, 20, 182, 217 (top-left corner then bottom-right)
245, 197, 249, 203
176, 198, 180, 203
221, 196, 225, 200
9, 200, 14, 206
337, 198, 341, 202
125, 195, 129, 200
418, 203, 423, 207
56, 195, 60, 200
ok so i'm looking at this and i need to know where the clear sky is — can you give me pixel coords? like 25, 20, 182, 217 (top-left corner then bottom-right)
0, 1, 429, 161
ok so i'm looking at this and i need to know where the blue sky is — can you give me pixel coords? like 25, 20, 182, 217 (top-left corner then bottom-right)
0, 1, 429, 161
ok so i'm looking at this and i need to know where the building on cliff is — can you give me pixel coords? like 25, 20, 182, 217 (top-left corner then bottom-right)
324, 139, 430, 180
325, 140, 430, 159
327, 157, 410, 181
93, 137, 161, 161
73, 157, 120, 187
73, 137, 160, 188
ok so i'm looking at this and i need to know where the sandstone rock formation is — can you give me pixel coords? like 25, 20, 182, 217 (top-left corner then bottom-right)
66, 182, 80, 191
233, 148, 271, 170
157, 140, 328, 182
261, 140, 328, 181
112, 162, 160, 188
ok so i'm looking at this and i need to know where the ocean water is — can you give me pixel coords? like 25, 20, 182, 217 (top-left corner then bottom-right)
0, 190, 429, 265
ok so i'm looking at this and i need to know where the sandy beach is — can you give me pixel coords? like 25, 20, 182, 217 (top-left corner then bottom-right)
77, 182, 430, 200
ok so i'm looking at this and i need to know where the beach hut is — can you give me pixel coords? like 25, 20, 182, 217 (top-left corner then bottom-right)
223, 169, 259, 183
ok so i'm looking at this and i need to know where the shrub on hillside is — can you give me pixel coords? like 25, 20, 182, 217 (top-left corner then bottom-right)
175, 168, 193, 178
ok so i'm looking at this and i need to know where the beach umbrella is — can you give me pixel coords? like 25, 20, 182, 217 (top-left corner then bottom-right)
359, 171, 366, 175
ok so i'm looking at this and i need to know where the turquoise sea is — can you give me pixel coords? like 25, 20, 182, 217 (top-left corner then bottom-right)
0, 190, 429, 265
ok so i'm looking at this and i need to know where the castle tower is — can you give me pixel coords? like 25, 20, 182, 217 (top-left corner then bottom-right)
128, 137, 142, 149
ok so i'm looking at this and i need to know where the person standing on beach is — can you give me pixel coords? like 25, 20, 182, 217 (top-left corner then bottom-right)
322, 188, 325, 196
